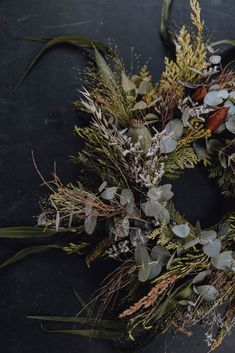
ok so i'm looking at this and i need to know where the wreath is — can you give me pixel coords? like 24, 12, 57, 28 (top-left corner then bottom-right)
1, 1, 234, 352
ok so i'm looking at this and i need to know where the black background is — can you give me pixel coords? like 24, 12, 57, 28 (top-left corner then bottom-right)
0, 1, 234, 352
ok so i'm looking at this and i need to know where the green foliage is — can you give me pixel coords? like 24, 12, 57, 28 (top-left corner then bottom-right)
164, 145, 199, 178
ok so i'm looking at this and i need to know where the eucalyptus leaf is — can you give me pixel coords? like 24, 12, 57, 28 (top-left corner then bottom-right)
196, 285, 218, 302
160, 137, 177, 154
101, 187, 117, 200
193, 141, 207, 159
211, 251, 235, 271
166, 251, 176, 270
150, 245, 170, 266
132, 101, 148, 111
192, 270, 211, 285
182, 107, 190, 126
172, 223, 190, 238
84, 214, 97, 235
199, 230, 217, 245
134, 245, 151, 282
147, 184, 173, 203
95, 48, 117, 89
202, 238, 221, 258
204, 91, 223, 106
225, 115, 235, 134
44, 328, 124, 340
209, 55, 221, 64
183, 237, 199, 250
165, 119, 183, 139
138, 81, 152, 95
148, 262, 162, 280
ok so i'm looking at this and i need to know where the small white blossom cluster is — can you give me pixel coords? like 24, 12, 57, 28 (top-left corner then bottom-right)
106, 240, 130, 259
179, 97, 213, 124
122, 132, 165, 188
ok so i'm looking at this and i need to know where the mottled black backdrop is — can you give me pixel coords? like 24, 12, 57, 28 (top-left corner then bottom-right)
0, 1, 234, 352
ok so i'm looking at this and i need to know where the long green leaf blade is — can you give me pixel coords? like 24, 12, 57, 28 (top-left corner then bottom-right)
0, 227, 58, 238
46, 328, 124, 340
211, 39, 235, 47
27, 315, 125, 329
160, 0, 174, 50
18, 35, 112, 86
0, 244, 62, 269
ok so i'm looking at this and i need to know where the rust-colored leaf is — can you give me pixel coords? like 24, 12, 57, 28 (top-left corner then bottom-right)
192, 84, 207, 101
206, 107, 229, 132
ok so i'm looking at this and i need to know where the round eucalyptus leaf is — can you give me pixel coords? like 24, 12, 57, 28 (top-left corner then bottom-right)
130, 228, 148, 247
84, 214, 97, 235
211, 251, 234, 271
150, 245, 170, 265
147, 184, 173, 203
209, 84, 220, 91
98, 181, 107, 193
121, 71, 136, 92
199, 230, 217, 245
218, 150, 228, 168
183, 237, 200, 250
218, 90, 229, 100
204, 91, 223, 106
225, 115, 235, 134
101, 187, 118, 200
132, 101, 148, 111
193, 141, 207, 159
155, 202, 170, 223
172, 223, 190, 238
192, 270, 211, 285
135, 245, 151, 282
196, 285, 219, 302
148, 262, 162, 280
160, 137, 177, 154
217, 222, 229, 238
206, 139, 223, 155
209, 55, 221, 64
165, 119, 184, 139
202, 238, 221, 258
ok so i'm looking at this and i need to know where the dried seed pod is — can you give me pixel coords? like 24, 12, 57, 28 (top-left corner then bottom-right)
192, 83, 207, 101
127, 119, 152, 154
207, 107, 229, 132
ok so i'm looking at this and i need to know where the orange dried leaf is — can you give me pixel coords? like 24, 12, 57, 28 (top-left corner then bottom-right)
207, 107, 229, 132
192, 84, 207, 101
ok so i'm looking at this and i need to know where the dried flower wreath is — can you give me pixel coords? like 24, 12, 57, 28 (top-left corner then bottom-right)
1, 1, 234, 351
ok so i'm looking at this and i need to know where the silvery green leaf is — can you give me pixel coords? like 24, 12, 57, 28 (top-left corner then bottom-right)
218, 150, 228, 168
165, 119, 184, 139
172, 223, 190, 238
148, 262, 162, 280
229, 91, 235, 99
121, 71, 136, 92
141, 199, 157, 218
204, 91, 223, 106
101, 187, 117, 200
166, 251, 176, 270
196, 285, 218, 301
155, 202, 170, 223
130, 228, 148, 246
84, 214, 97, 235
98, 181, 107, 193
192, 270, 211, 285
134, 245, 151, 282
199, 230, 217, 245
203, 238, 221, 258
138, 81, 152, 95
150, 245, 170, 266
160, 137, 177, 154
84, 203, 92, 216
182, 107, 190, 127
112, 217, 129, 238
209, 84, 220, 91
211, 251, 235, 270
147, 184, 173, 203
132, 101, 148, 111
206, 139, 223, 155
120, 189, 133, 206
193, 141, 207, 159
183, 237, 200, 250
225, 115, 235, 134
228, 153, 235, 167
218, 90, 229, 100
218, 222, 229, 238
209, 55, 221, 64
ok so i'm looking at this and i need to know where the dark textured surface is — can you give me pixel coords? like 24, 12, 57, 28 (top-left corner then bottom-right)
0, 1, 234, 352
